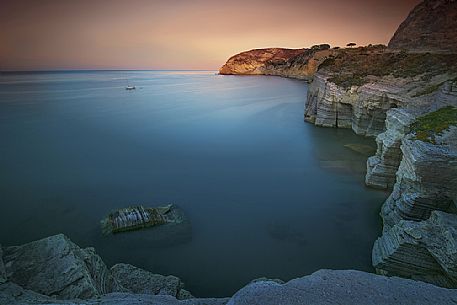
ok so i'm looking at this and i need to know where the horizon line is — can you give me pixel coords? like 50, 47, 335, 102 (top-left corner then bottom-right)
0, 69, 217, 73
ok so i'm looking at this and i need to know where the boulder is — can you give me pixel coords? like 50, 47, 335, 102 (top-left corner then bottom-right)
110, 263, 192, 299
2, 234, 121, 299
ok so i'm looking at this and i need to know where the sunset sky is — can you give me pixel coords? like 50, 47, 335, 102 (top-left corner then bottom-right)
0, 0, 421, 71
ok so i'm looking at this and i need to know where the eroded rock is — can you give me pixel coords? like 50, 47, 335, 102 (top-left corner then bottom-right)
365, 108, 417, 189
373, 211, 457, 288
2, 234, 121, 299
110, 263, 192, 299
381, 136, 457, 229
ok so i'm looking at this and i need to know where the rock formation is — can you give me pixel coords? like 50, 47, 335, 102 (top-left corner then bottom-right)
110, 263, 193, 299
219, 48, 305, 76
1, 234, 193, 300
227, 269, 457, 305
373, 211, 457, 288
219, 44, 333, 80
389, 0, 457, 53
2, 234, 121, 299
305, 48, 457, 137
365, 109, 417, 189
2, 236, 457, 305
371, 107, 457, 288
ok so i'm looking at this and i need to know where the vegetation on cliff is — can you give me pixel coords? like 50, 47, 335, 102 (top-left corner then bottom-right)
320, 47, 457, 89
412, 106, 457, 143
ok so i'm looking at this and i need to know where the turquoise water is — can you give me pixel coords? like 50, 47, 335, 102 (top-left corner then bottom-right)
0, 71, 387, 297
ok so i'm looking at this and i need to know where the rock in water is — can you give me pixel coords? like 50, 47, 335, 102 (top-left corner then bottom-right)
101, 204, 183, 234
110, 263, 193, 299
2, 234, 121, 299
0, 244, 6, 284
389, 0, 457, 53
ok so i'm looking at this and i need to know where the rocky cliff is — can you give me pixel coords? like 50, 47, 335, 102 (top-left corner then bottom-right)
305, 47, 457, 136
219, 44, 333, 80
370, 107, 457, 288
388, 0, 457, 53
2, 235, 457, 305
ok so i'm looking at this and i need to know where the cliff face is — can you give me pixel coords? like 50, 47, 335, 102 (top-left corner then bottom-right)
218, 48, 305, 75
305, 48, 457, 137
389, 0, 457, 52
219, 44, 333, 80
371, 108, 457, 288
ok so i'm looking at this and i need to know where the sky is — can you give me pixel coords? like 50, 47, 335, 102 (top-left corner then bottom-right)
0, 0, 421, 71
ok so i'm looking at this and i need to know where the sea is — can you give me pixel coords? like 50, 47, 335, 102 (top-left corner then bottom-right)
0, 70, 388, 297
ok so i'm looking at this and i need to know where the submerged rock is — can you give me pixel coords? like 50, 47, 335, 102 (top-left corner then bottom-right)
344, 143, 376, 155
110, 263, 193, 299
101, 204, 184, 235
2, 234, 122, 299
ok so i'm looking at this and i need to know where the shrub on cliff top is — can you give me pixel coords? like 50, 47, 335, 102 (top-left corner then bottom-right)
319, 50, 457, 89
412, 106, 457, 143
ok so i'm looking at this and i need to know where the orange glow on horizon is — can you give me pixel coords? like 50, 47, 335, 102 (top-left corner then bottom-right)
0, 0, 421, 71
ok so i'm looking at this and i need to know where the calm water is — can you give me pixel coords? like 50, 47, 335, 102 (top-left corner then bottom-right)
0, 71, 387, 297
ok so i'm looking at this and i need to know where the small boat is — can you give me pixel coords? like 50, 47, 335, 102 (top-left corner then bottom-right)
125, 77, 136, 90
101, 204, 182, 235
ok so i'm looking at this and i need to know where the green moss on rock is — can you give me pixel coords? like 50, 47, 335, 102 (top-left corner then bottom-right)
412, 106, 457, 143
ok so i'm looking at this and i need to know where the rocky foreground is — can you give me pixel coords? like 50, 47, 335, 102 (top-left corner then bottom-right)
218, 0, 457, 295
3, 234, 457, 305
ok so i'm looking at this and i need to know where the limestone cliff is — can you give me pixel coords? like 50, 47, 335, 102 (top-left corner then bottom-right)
370, 107, 457, 288
305, 48, 457, 136
389, 0, 457, 53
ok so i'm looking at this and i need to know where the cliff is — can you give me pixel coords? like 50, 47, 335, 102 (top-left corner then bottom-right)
219, 44, 333, 80
389, 0, 457, 53
305, 47, 457, 136
2, 235, 457, 305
